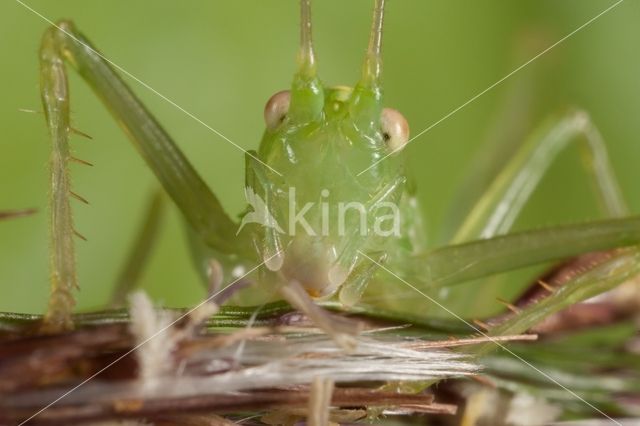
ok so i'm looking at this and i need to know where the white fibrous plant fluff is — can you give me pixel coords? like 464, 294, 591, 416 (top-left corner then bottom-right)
125, 291, 478, 399
128, 292, 219, 393
505, 392, 562, 426
129, 291, 218, 393
128, 291, 176, 392
460, 385, 562, 426
137, 335, 479, 399
4, 295, 485, 412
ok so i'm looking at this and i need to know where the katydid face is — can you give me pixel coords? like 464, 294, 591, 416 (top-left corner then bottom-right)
251, 0, 410, 298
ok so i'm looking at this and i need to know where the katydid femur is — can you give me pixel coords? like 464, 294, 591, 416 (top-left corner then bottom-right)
38, 0, 639, 342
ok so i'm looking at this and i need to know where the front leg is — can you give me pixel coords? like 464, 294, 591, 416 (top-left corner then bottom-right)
243, 151, 285, 271
339, 251, 387, 307
447, 110, 630, 311
279, 279, 362, 349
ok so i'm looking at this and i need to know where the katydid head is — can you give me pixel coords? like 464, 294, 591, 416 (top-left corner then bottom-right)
253, 0, 409, 300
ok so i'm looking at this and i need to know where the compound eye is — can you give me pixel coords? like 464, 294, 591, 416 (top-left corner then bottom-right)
381, 108, 410, 152
264, 90, 291, 130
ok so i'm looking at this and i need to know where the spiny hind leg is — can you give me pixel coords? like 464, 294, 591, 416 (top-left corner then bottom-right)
38, 22, 252, 330
447, 110, 629, 312
453, 109, 628, 244
40, 28, 81, 331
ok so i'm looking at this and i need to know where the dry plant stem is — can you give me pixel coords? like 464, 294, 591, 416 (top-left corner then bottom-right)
0, 388, 451, 425
403, 334, 537, 350
473, 246, 640, 355
0, 319, 529, 395
0, 323, 131, 393
492, 249, 640, 334
153, 414, 238, 426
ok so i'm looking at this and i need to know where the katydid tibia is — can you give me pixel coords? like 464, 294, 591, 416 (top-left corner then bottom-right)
35, 0, 638, 346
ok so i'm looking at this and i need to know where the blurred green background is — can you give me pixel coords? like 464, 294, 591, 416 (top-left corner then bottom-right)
1, 0, 639, 316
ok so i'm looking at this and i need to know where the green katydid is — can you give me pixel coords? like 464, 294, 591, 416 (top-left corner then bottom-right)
36, 0, 640, 345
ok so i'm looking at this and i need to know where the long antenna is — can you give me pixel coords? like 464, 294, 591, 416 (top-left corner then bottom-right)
363, 0, 386, 85
298, 0, 316, 77
290, 0, 323, 123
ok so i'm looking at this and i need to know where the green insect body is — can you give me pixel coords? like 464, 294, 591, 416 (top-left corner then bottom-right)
4, 0, 640, 421
189, 0, 426, 336
30, 0, 640, 350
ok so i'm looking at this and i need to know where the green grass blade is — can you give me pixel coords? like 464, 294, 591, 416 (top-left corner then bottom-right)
409, 216, 640, 289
